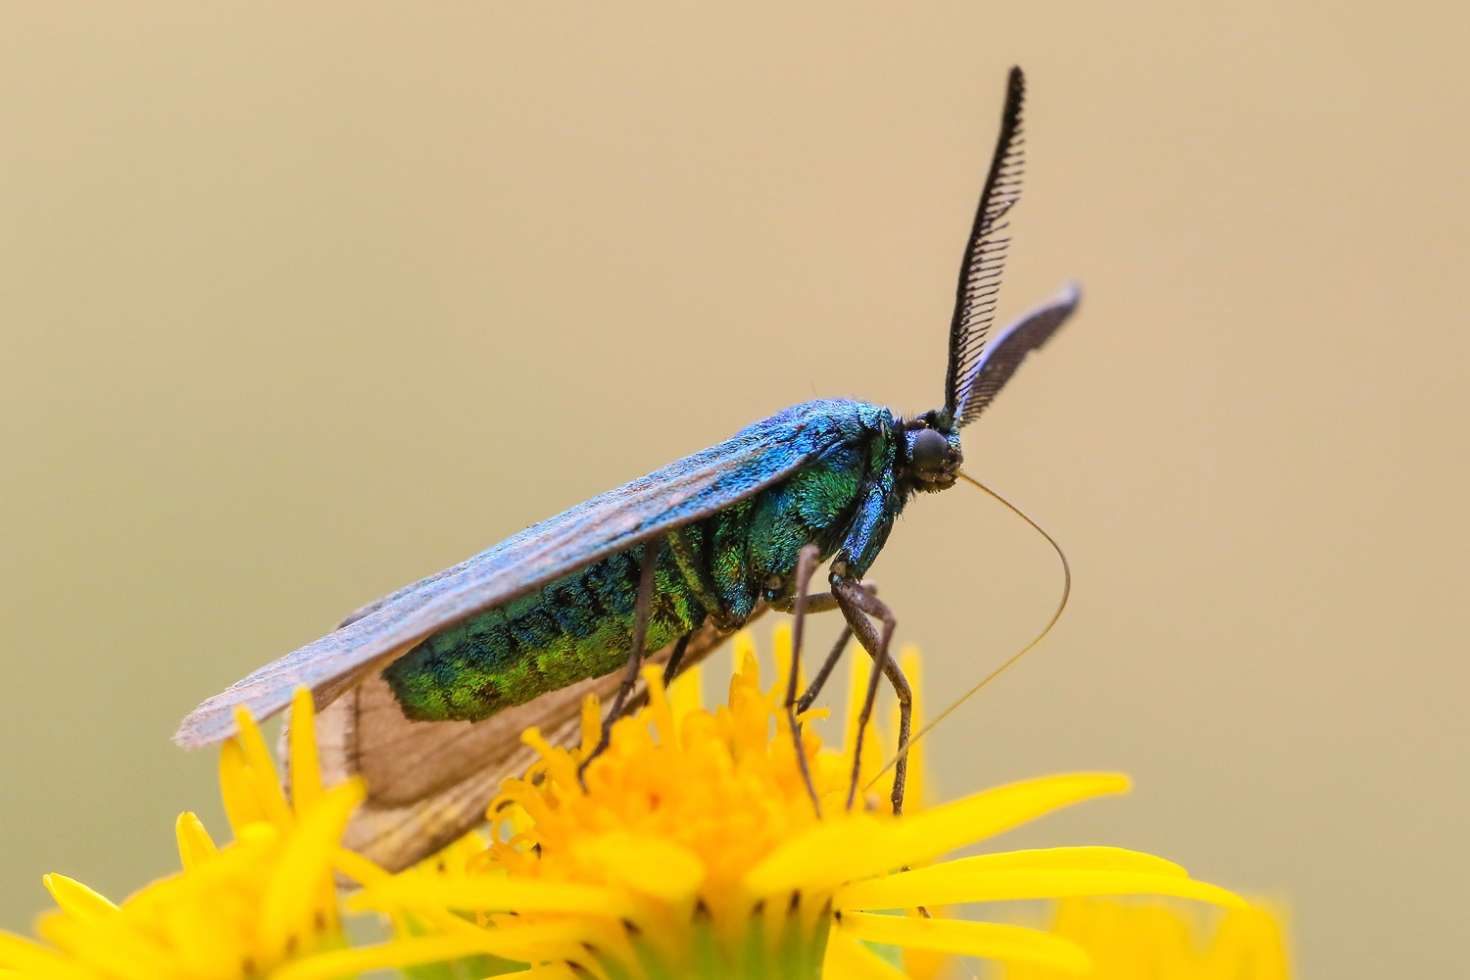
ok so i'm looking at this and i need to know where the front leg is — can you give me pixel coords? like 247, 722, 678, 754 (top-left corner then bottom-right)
832, 577, 911, 814
776, 569, 910, 813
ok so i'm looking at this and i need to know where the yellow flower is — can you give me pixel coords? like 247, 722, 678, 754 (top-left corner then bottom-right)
998, 898, 1292, 979
352, 628, 1245, 979
0, 691, 469, 980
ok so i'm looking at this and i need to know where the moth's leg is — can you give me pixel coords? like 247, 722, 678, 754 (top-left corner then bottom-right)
579, 540, 659, 779
771, 592, 840, 615
777, 580, 886, 710
660, 633, 693, 687
796, 624, 853, 713
784, 544, 824, 814
832, 578, 911, 815
784, 584, 878, 710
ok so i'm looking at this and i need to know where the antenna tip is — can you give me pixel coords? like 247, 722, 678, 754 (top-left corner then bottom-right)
1057, 280, 1083, 310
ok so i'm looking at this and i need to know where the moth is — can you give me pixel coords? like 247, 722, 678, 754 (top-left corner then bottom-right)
175, 66, 1080, 870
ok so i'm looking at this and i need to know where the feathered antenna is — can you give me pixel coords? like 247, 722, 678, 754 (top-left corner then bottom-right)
942, 66, 1026, 428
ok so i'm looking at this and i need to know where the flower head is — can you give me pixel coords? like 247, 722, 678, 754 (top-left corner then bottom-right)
354, 628, 1244, 978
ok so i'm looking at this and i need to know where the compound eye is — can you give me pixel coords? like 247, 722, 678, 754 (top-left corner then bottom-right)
911, 428, 949, 472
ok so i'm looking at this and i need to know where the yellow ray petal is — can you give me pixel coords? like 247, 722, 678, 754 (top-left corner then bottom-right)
42, 874, 116, 918
173, 812, 217, 870
939, 845, 1186, 876
272, 933, 519, 980
641, 665, 677, 745
573, 832, 704, 903
743, 813, 887, 897
217, 737, 266, 834
837, 845, 1191, 908
839, 911, 1090, 974
35, 910, 175, 980
822, 928, 909, 980
839, 866, 1246, 912
877, 773, 1131, 870
333, 847, 391, 888
230, 705, 292, 827
352, 874, 628, 917
0, 931, 94, 980
747, 773, 1129, 896
668, 661, 705, 721
288, 687, 323, 814
259, 779, 365, 960
334, 850, 485, 939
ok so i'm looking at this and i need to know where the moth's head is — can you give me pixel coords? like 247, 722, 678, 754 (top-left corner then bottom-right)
900, 412, 963, 493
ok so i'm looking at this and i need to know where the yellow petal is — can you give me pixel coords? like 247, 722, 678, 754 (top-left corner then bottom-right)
173, 812, 217, 870
390, 919, 613, 964
42, 874, 116, 918
35, 910, 175, 980
288, 687, 323, 814
748, 774, 1129, 896
839, 911, 1090, 974
641, 665, 676, 745
334, 850, 485, 939
352, 874, 627, 917
259, 779, 365, 960
941, 845, 1186, 876
573, 832, 704, 903
839, 865, 1246, 912
0, 930, 94, 980
333, 847, 391, 888
822, 928, 909, 980
732, 631, 759, 684
217, 737, 266, 834
837, 845, 1190, 908
668, 661, 704, 722
744, 813, 887, 897
878, 773, 1131, 870
230, 705, 293, 827
272, 933, 517, 980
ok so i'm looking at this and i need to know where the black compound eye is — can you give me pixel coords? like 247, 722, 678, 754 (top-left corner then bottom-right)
911, 428, 949, 471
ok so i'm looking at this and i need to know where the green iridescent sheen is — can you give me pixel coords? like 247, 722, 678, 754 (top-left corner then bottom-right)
385, 405, 900, 723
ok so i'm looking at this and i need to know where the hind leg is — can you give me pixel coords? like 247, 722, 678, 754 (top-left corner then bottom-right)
578, 540, 659, 779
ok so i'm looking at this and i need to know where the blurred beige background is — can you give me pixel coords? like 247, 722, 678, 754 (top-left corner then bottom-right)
2, 3, 1466, 975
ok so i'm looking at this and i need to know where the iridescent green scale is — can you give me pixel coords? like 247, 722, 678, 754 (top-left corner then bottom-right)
385, 413, 889, 722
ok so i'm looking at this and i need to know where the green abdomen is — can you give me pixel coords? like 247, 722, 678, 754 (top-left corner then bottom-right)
384, 442, 868, 722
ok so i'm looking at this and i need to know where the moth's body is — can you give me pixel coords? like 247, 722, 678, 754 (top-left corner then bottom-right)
174, 67, 1081, 871
386, 400, 901, 722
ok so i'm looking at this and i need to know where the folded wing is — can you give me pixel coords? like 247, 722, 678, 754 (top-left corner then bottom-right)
175, 401, 853, 748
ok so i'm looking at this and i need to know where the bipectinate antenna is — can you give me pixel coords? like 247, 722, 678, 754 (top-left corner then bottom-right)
942, 66, 1026, 428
